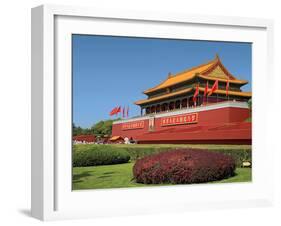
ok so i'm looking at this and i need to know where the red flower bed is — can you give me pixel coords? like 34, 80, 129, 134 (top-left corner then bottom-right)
133, 149, 236, 184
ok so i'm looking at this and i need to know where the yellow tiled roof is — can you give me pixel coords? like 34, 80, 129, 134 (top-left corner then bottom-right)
143, 55, 247, 94
135, 87, 193, 105
143, 60, 214, 94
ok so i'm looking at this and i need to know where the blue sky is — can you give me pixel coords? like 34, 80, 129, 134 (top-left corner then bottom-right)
72, 35, 252, 128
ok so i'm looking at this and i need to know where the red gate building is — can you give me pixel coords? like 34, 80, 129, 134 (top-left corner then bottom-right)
112, 55, 252, 144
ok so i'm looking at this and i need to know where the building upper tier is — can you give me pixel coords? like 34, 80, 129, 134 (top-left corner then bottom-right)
135, 54, 251, 106
143, 54, 248, 95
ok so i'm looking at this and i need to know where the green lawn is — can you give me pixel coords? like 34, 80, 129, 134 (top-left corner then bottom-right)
72, 162, 252, 190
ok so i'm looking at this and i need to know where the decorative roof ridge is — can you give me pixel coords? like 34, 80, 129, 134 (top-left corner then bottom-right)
167, 56, 218, 79
143, 76, 173, 94
143, 56, 218, 94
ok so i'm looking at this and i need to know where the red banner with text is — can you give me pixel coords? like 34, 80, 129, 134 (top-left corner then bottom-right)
122, 120, 145, 130
161, 113, 198, 127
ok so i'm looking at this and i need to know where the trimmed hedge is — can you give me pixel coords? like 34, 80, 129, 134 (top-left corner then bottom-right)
73, 146, 130, 167
133, 149, 236, 184
73, 144, 251, 167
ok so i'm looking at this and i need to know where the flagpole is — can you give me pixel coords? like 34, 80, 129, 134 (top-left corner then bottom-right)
206, 91, 208, 105
217, 80, 219, 103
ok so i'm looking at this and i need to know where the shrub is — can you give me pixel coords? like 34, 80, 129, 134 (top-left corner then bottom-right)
122, 146, 250, 167
73, 146, 130, 167
74, 144, 251, 167
133, 149, 236, 184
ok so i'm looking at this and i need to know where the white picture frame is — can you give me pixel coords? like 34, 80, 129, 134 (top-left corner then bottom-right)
31, 4, 274, 221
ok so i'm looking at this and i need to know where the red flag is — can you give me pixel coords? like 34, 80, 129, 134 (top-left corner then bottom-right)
126, 106, 129, 118
193, 84, 199, 104
110, 106, 121, 116
109, 107, 117, 116
204, 81, 209, 97
208, 80, 218, 96
116, 106, 121, 115
226, 79, 229, 96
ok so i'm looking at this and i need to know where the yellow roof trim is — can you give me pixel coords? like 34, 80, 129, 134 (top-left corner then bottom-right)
135, 87, 193, 105
198, 87, 252, 97
198, 74, 248, 84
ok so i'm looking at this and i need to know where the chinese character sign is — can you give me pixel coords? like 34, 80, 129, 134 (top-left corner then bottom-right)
122, 120, 145, 130
161, 113, 198, 127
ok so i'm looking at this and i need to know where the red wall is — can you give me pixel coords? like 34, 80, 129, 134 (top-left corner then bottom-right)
112, 106, 250, 139
112, 119, 150, 139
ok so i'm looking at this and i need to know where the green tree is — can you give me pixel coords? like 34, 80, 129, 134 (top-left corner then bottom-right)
248, 98, 252, 111
73, 118, 120, 137
73, 123, 92, 136
247, 98, 252, 122
91, 118, 120, 137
